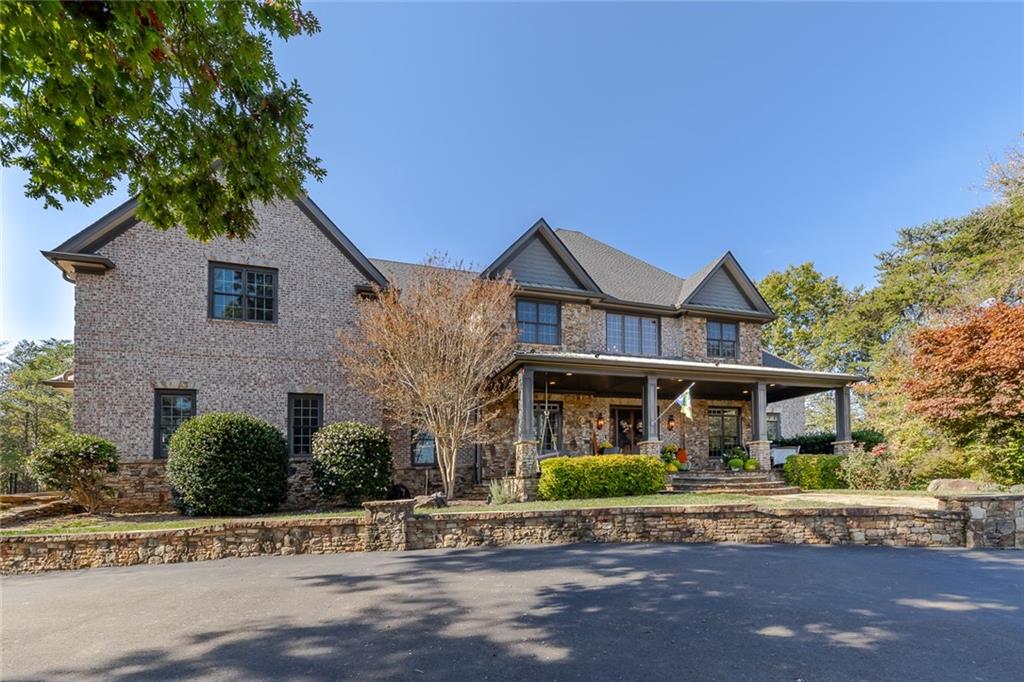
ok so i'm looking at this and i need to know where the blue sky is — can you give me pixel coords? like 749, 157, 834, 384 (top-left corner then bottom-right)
3, 1, 1022, 345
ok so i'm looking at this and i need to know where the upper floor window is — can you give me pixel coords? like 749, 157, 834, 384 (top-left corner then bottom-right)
606, 313, 659, 356
154, 389, 196, 458
209, 263, 277, 323
706, 320, 738, 358
412, 432, 437, 466
516, 299, 560, 345
288, 393, 323, 456
767, 412, 782, 442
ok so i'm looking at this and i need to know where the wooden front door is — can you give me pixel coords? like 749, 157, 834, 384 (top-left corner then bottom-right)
613, 407, 644, 453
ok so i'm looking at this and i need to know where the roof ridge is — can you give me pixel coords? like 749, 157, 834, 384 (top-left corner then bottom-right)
554, 228, 688, 284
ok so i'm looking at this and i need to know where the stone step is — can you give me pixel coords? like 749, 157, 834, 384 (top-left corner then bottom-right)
673, 471, 778, 480
667, 486, 801, 496
674, 481, 793, 491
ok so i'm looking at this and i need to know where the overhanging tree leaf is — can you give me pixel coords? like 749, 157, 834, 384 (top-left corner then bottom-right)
1, 0, 325, 241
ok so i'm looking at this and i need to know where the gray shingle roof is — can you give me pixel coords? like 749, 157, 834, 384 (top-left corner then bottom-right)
553, 229, 694, 307
369, 258, 477, 290
761, 351, 806, 370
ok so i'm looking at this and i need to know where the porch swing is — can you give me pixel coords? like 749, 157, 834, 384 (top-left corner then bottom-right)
536, 372, 559, 457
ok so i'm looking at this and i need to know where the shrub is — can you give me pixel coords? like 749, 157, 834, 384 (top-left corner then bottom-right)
660, 442, 679, 464
665, 462, 679, 473
311, 422, 392, 504
743, 459, 759, 471
783, 454, 846, 489
539, 455, 665, 500
727, 457, 744, 470
839, 444, 915, 490
166, 413, 288, 516
776, 429, 885, 454
27, 434, 118, 512
488, 476, 518, 505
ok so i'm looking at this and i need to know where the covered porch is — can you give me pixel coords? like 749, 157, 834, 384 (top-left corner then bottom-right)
503, 352, 861, 498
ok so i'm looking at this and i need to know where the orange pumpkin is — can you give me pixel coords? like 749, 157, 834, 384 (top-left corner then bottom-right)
676, 449, 688, 464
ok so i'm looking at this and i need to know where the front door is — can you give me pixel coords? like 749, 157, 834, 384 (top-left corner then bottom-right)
613, 407, 644, 453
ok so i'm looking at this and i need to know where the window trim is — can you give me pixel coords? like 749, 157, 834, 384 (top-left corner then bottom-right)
207, 261, 279, 323
287, 393, 323, 458
706, 319, 740, 359
153, 389, 197, 459
767, 412, 782, 442
516, 298, 561, 345
605, 312, 661, 356
410, 431, 437, 468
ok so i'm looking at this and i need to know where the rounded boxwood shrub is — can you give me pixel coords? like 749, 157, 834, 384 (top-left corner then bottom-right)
166, 413, 288, 516
743, 459, 759, 471
727, 457, 744, 470
27, 434, 118, 512
311, 422, 392, 504
538, 455, 665, 500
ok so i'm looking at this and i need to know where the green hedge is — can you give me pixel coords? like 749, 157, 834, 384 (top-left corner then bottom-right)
166, 412, 288, 516
776, 429, 885, 454
538, 455, 665, 500
783, 455, 847, 489
311, 422, 392, 503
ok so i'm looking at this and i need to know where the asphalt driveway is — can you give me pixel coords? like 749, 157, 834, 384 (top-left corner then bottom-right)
3, 544, 1022, 681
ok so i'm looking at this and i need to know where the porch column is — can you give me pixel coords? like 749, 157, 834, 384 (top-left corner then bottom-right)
514, 367, 539, 500
832, 386, 854, 455
638, 375, 663, 456
748, 381, 771, 469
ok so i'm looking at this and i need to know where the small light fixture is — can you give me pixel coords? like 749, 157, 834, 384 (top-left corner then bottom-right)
742, 389, 749, 394
549, 380, 556, 385
566, 372, 573, 376
667, 415, 676, 431
676, 378, 683, 382
596, 414, 605, 429
769, 383, 776, 387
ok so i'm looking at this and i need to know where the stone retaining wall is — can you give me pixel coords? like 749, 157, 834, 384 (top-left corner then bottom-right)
4, 500, 997, 575
935, 494, 1024, 549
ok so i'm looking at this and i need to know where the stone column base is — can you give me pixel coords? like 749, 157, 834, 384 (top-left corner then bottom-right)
832, 440, 855, 455
514, 439, 540, 502
747, 440, 771, 470
638, 440, 663, 457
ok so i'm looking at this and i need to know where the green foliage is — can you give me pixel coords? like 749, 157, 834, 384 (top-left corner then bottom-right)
758, 262, 859, 371
727, 457, 744, 470
488, 477, 519, 505
311, 422, 392, 504
27, 434, 118, 511
839, 445, 915, 490
783, 455, 847, 489
743, 459, 759, 471
538, 455, 665, 500
1, 1, 325, 241
0, 339, 73, 481
660, 442, 678, 464
166, 413, 288, 516
776, 429, 884, 454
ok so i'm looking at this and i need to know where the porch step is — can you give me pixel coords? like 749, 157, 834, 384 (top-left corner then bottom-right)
669, 472, 799, 496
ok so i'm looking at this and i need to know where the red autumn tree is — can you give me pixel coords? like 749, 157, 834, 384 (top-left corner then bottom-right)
905, 303, 1024, 435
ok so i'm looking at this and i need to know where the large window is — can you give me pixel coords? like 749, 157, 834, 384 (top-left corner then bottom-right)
534, 402, 563, 454
706, 320, 738, 358
153, 389, 196, 458
209, 263, 277, 323
412, 432, 437, 466
708, 406, 740, 458
516, 299, 560, 345
606, 313, 659, 355
288, 393, 323, 456
767, 412, 782, 442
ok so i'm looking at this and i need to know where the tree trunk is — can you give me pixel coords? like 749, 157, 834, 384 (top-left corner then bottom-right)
436, 442, 457, 500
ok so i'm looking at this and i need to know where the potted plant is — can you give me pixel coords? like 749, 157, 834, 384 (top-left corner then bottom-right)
724, 446, 747, 470
743, 458, 759, 471
598, 440, 615, 455
727, 457, 744, 472
661, 442, 679, 465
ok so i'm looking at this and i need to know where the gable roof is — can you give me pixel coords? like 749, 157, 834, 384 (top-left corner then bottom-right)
480, 219, 602, 294
42, 195, 388, 288
369, 258, 478, 291
677, 251, 774, 317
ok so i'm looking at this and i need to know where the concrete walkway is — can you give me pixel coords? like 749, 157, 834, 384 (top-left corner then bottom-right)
3, 544, 1021, 681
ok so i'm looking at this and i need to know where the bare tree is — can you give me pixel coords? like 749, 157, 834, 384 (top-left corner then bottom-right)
339, 255, 518, 499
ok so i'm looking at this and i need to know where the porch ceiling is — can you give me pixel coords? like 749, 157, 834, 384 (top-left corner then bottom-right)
532, 369, 830, 402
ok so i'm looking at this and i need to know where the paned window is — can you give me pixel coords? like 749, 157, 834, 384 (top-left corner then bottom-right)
154, 390, 196, 458
707, 320, 738, 358
516, 299, 560, 345
209, 263, 277, 323
288, 394, 323, 456
606, 314, 659, 356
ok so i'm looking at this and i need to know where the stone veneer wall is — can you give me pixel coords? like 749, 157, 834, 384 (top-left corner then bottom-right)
2, 503, 981, 574
936, 494, 1024, 549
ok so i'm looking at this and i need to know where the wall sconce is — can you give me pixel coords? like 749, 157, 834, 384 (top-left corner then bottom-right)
667, 415, 676, 431
596, 414, 605, 430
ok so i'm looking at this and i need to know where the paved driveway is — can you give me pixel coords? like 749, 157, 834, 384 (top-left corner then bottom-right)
3, 544, 1022, 681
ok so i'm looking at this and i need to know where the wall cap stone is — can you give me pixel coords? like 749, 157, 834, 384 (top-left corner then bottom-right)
932, 493, 1024, 501
362, 499, 418, 513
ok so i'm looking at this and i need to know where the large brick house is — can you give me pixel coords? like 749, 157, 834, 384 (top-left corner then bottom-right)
43, 196, 857, 506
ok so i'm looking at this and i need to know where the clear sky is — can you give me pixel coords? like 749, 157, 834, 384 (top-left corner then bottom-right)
2, 1, 1022, 345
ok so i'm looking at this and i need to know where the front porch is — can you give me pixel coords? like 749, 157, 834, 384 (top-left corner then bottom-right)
500, 352, 860, 498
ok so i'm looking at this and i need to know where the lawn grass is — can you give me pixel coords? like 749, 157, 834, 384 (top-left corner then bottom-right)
0, 509, 363, 536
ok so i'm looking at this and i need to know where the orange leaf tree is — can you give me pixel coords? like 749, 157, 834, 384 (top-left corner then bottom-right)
905, 303, 1024, 482
339, 257, 518, 499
